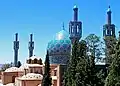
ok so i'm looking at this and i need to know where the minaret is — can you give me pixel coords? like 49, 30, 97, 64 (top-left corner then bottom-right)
28, 34, 34, 57
13, 33, 19, 67
103, 6, 116, 66
103, 6, 115, 37
69, 5, 82, 44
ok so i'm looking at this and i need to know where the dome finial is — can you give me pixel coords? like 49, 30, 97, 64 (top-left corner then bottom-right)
107, 5, 111, 12
73, 5, 78, 9
62, 22, 65, 30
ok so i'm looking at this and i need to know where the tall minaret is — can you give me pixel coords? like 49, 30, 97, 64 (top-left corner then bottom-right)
13, 33, 19, 67
103, 6, 115, 38
103, 6, 116, 66
69, 5, 82, 44
28, 34, 34, 57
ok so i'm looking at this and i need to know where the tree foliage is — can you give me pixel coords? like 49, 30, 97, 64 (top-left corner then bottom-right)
41, 50, 52, 86
104, 36, 117, 65
104, 37, 120, 86
85, 34, 104, 62
63, 40, 79, 86
64, 39, 104, 86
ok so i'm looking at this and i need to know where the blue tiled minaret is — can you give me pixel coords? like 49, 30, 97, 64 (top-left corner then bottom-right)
28, 34, 34, 57
13, 33, 19, 67
69, 5, 82, 44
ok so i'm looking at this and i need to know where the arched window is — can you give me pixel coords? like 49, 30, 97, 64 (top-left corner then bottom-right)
34, 58, 37, 64
39, 59, 42, 65
29, 59, 32, 64
30, 69, 33, 73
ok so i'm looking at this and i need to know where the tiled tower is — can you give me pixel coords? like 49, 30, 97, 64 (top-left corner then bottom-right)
103, 6, 116, 66
13, 33, 19, 67
69, 5, 82, 44
103, 6, 115, 37
28, 34, 34, 57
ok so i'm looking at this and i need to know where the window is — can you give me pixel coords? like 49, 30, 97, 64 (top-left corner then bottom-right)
29, 59, 32, 64
30, 69, 33, 73
34, 58, 37, 63
54, 70, 57, 76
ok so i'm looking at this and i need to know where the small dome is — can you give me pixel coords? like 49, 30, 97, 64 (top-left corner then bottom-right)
21, 73, 43, 80
27, 56, 43, 64
55, 30, 70, 40
73, 5, 78, 9
47, 29, 71, 64
47, 29, 71, 55
5, 67, 19, 72
29, 56, 41, 60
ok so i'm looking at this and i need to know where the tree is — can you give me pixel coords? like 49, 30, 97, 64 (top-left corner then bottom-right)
63, 40, 79, 86
17, 61, 22, 68
75, 40, 89, 86
104, 36, 116, 66
0, 62, 13, 71
85, 34, 104, 62
104, 36, 120, 86
41, 50, 52, 86
75, 40, 104, 86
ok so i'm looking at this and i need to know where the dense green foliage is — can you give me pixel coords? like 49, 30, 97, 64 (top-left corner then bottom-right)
104, 37, 120, 86
104, 36, 116, 65
64, 40, 79, 86
41, 50, 52, 86
85, 34, 104, 62
64, 39, 104, 86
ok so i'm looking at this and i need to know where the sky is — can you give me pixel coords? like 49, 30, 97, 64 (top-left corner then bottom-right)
0, 0, 120, 64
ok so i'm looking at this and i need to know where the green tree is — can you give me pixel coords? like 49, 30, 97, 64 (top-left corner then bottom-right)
41, 50, 52, 86
63, 40, 79, 86
75, 40, 104, 86
104, 36, 116, 66
75, 40, 89, 86
104, 36, 120, 86
85, 34, 103, 62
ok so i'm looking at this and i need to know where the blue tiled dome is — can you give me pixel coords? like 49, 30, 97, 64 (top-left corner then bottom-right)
47, 29, 71, 64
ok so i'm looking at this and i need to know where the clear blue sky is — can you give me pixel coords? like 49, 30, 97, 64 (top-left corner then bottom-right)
0, 0, 119, 64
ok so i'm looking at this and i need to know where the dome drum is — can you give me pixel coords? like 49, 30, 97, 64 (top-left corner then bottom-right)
49, 56, 69, 64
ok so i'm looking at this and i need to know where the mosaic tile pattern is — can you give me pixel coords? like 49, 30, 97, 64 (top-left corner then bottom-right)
47, 30, 71, 64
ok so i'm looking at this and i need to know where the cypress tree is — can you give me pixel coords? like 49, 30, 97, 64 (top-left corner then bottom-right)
105, 35, 120, 86
41, 50, 52, 86
75, 40, 90, 86
75, 40, 104, 86
64, 40, 79, 86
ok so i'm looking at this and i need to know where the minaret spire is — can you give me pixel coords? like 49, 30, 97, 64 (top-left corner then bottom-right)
69, 5, 82, 44
13, 33, 19, 67
73, 5, 78, 21
103, 6, 116, 66
107, 5, 112, 24
62, 22, 65, 30
28, 34, 34, 57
